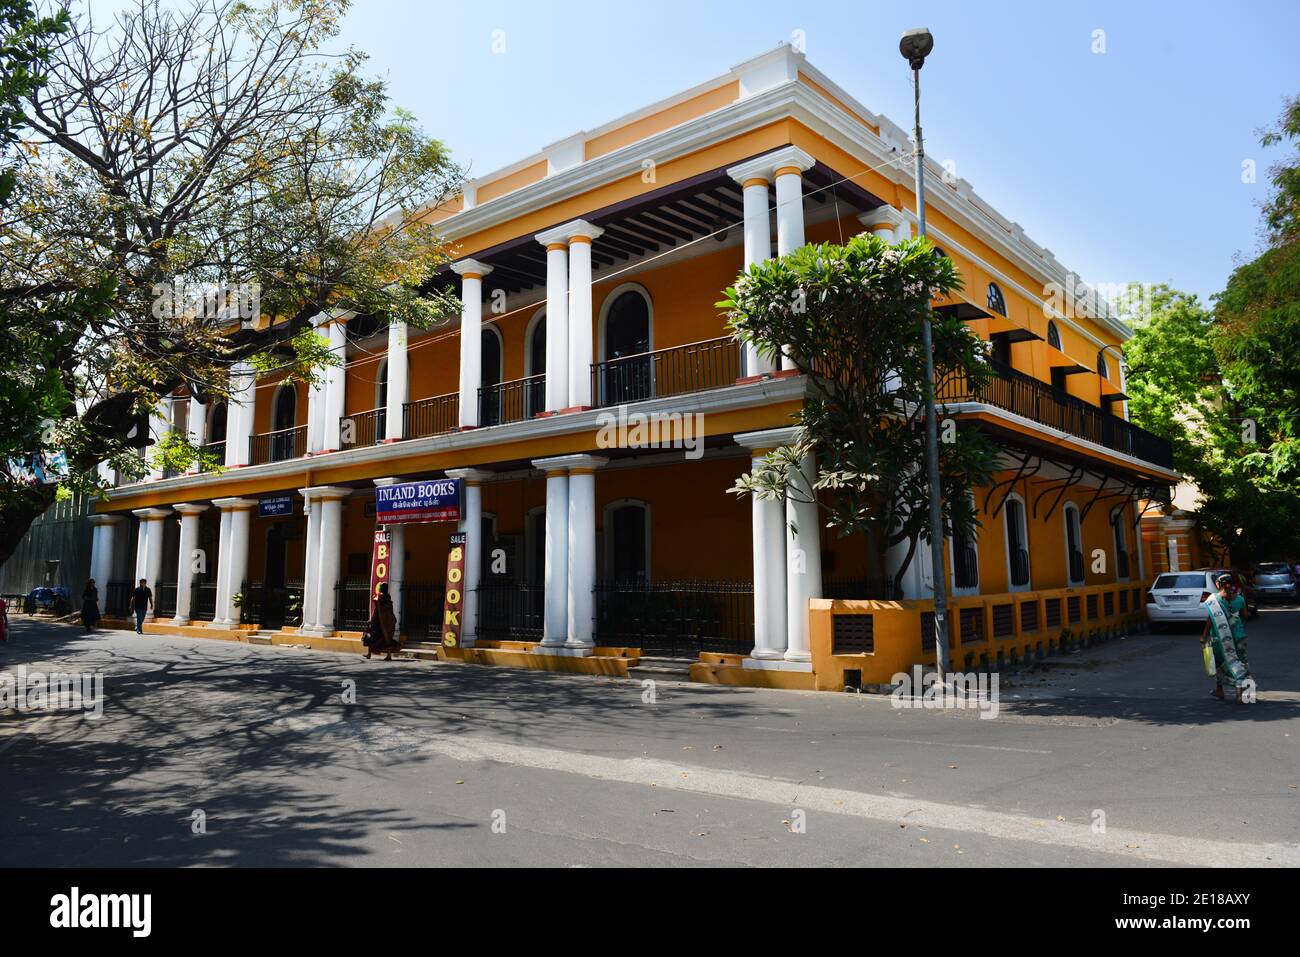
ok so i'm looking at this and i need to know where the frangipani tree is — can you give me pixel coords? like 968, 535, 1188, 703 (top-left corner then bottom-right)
719, 233, 998, 597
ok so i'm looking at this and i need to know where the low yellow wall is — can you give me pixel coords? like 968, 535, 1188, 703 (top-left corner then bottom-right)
809, 581, 1148, 691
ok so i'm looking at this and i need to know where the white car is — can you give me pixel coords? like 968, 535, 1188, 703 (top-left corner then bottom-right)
1145, 569, 1254, 632
1254, 562, 1298, 602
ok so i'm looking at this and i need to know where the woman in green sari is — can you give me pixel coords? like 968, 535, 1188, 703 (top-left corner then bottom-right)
1201, 573, 1253, 704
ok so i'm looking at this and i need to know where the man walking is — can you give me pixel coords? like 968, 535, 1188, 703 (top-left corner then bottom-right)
128, 578, 153, 635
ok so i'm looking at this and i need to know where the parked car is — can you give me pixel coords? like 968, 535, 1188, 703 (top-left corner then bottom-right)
1145, 568, 1257, 632
1253, 562, 1298, 602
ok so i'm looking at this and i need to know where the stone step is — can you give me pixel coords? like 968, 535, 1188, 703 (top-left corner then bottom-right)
627, 656, 695, 680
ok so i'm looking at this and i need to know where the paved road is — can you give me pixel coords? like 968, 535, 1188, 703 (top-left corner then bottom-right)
1, 607, 1297, 867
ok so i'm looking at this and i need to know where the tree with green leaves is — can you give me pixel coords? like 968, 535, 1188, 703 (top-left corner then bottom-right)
0, 0, 462, 569
1123, 282, 1300, 565
720, 234, 999, 597
0, 0, 66, 204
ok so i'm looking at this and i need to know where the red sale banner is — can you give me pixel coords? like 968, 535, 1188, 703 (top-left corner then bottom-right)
370, 529, 391, 615
442, 533, 467, 648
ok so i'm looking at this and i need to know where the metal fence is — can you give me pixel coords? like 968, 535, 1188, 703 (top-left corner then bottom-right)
399, 580, 445, 642
476, 581, 544, 641
402, 392, 458, 440
249, 425, 307, 465
591, 336, 741, 407
155, 581, 178, 619
479, 375, 545, 426
334, 578, 372, 633
341, 407, 387, 450
594, 579, 753, 656
105, 580, 133, 617
239, 580, 303, 630
936, 358, 1173, 468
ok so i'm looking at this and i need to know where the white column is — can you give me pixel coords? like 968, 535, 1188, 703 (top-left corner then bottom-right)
539, 237, 569, 412
452, 259, 493, 429
388, 523, 406, 628
213, 507, 232, 623
134, 513, 149, 584
565, 456, 606, 654
727, 161, 773, 378
533, 458, 570, 648
172, 503, 208, 624
299, 492, 321, 631
774, 155, 812, 373
227, 362, 255, 467
859, 206, 907, 244
321, 318, 348, 452
187, 396, 207, 472
88, 515, 122, 590
132, 508, 169, 617
736, 428, 799, 663
785, 450, 821, 665
535, 219, 605, 412
147, 402, 169, 480
211, 497, 256, 627
447, 468, 492, 648
385, 320, 409, 440
299, 486, 349, 634
307, 315, 327, 454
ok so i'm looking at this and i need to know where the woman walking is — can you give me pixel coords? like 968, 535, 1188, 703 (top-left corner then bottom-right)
363, 583, 400, 661
1202, 572, 1254, 704
81, 579, 102, 633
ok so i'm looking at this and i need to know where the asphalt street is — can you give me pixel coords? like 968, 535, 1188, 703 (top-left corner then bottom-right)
1, 606, 1297, 867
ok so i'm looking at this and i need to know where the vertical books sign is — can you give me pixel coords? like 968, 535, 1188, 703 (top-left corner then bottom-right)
442, 533, 467, 648
370, 529, 391, 614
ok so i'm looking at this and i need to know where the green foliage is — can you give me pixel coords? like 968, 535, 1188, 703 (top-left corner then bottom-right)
719, 234, 999, 596
0, 0, 67, 203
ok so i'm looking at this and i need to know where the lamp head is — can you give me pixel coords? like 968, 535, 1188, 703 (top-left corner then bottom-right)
899, 28, 934, 70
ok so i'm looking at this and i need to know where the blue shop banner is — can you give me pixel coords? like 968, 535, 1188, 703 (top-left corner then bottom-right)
259, 494, 294, 517
375, 479, 461, 525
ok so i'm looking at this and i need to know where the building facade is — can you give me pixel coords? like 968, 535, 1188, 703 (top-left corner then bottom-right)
85, 46, 1177, 688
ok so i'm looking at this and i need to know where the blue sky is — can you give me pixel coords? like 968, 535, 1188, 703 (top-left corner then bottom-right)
89, 0, 1299, 306
331, 0, 1298, 307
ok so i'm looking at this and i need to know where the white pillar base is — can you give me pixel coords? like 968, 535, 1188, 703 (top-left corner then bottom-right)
531, 644, 594, 658
743, 657, 813, 672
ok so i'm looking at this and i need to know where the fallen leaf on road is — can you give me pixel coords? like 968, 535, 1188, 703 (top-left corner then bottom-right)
919, 837, 929, 844
1056, 816, 1065, 821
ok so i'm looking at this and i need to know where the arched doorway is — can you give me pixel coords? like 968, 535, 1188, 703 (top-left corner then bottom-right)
525, 310, 546, 417
598, 286, 652, 404
271, 384, 297, 461
480, 327, 503, 425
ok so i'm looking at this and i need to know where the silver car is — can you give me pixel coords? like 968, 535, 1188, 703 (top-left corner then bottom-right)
1145, 568, 1256, 631
1254, 562, 1297, 602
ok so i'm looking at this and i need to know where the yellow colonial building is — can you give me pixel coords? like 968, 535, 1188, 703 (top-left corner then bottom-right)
88, 45, 1177, 690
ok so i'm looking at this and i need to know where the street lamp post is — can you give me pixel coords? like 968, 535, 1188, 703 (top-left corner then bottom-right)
899, 28, 951, 677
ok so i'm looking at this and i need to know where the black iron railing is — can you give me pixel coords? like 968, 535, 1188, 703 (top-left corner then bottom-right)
334, 578, 372, 633
954, 543, 979, 590
1011, 548, 1030, 587
402, 392, 458, 440
476, 581, 544, 641
822, 576, 899, 600
201, 440, 225, 471
155, 581, 178, 619
594, 579, 753, 655
104, 580, 132, 617
591, 336, 742, 408
249, 425, 307, 465
479, 375, 545, 426
238, 580, 303, 629
936, 358, 1173, 468
193, 579, 217, 621
341, 407, 386, 450
1068, 549, 1085, 585
399, 580, 445, 642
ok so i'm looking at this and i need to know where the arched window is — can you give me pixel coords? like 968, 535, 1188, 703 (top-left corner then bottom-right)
986, 282, 1007, 317
525, 309, 546, 417
1004, 495, 1030, 590
604, 499, 650, 583
479, 326, 504, 425
1111, 509, 1131, 581
207, 402, 228, 444
1097, 352, 1110, 380
270, 384, 297, 462
1064, 503, 1085, 586
950, 491, 980, 595
1047, 320, 1062, 351
376, 358, 389, 411
598, 285, 652, 404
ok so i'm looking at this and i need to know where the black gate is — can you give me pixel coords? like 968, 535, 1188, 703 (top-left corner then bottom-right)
334, 579, 372, 633
400, 580, 445, 642
594, 580, 753, 656
476, 581, 544, 642
104, 580, 132, 617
